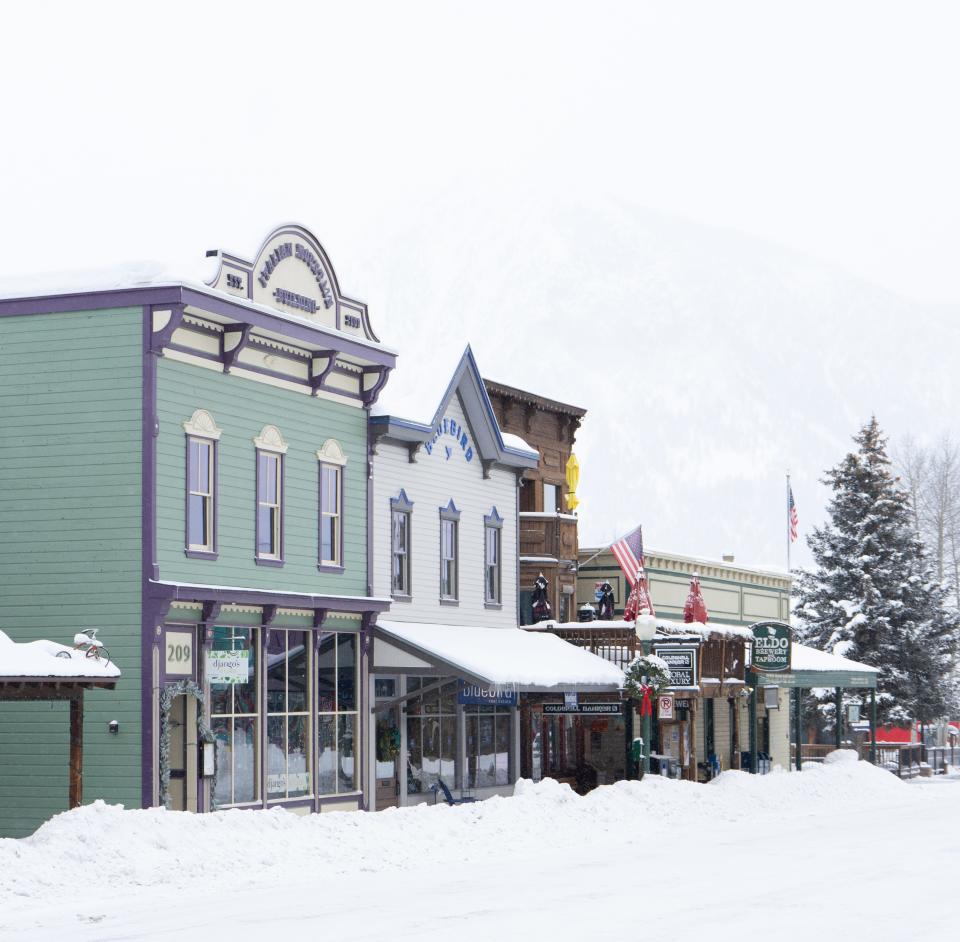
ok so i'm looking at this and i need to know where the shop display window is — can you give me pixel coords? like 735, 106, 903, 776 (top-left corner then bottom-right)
406, 677, 458, 792
266, 629, 311, 800
465, 704, 511, 788
211, 627, 259, 807
317, 632, 359, 794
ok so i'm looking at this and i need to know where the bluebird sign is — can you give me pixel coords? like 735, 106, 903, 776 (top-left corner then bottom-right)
457, 681, 518, 707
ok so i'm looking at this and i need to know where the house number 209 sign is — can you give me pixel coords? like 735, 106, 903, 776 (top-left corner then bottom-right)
165, 630, 194, 676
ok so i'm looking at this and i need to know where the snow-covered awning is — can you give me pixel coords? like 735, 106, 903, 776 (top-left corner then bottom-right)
374, 620, 624, 691
773, 642, 879, 689
0, 630, 120, 684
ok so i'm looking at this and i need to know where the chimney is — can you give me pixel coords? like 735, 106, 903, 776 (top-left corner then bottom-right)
722, 554, 735, 563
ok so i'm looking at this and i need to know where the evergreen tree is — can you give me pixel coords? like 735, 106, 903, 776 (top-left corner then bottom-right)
794, 417, 960, 727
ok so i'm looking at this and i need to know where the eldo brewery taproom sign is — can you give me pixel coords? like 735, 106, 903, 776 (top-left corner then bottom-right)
205, 224, 377, 342
751, 621, 792, 673
651, 644, 699, 689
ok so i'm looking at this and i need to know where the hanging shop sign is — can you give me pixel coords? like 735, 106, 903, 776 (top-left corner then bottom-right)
457, 681, 518, 707
651, 644, 699, 689
751, 621, 792, 673
206, 649, 250, 684
543, 702, 623, 715
164, 630, 194, 677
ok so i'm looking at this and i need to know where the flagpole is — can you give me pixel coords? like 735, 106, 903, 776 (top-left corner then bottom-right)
786, 470, 791, 573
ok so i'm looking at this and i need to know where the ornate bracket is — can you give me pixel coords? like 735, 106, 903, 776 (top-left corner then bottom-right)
407, 442, 422, 464
150, 305, 185, 356
361, 366, 391, 406
201, 601, 222, 645
221, 325, 252, 373
481, 458, 495, 480
309, 350, 338, 396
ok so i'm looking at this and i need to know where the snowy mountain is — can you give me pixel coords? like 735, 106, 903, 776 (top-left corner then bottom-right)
344, 189, 960, 571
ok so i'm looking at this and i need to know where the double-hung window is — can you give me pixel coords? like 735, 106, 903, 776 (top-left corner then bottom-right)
484, 508, 503, 606
391, 490, 413, 598
183, 409, 221, 558
255, 425, 287, 564
317, 439, 347, 570
439, 500, 460, 602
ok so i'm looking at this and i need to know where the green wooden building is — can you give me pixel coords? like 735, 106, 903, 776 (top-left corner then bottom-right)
0, 225, 394, 835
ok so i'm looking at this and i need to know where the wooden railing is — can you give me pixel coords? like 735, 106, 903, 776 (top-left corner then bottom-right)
519, 513, 578, 561
699, 639, 747, 683
541, 624, 637, 669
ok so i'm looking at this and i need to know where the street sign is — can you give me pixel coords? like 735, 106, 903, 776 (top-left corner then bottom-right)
751, 621, 792, 673
658, 694, 675, 720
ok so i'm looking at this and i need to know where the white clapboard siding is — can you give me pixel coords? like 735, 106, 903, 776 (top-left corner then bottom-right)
373, 395, 518, 628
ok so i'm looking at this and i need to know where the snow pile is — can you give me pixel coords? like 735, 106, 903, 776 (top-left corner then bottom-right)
3, 757, 955, 940
0, 629, 119, 679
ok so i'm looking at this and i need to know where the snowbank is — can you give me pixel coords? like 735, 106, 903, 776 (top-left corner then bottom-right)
0, 758, 901, 904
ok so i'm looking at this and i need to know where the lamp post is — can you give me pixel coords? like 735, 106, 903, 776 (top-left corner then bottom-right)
635, 610, 658, 776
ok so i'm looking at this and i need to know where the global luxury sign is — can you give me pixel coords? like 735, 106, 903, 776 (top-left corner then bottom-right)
751, 621, 792, 673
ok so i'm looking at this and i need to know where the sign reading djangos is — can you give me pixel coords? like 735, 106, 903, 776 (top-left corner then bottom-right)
751, 621, 792, 673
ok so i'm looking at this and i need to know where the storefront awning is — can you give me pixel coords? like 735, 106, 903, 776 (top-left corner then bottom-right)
374, 620, 624, 692
766, 642, 879, 689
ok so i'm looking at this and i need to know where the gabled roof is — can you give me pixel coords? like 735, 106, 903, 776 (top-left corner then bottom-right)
371, 345, 538, 469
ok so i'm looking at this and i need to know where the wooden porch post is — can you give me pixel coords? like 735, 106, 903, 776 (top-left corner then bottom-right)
834, 686, 842, 749
869, 688, 877, 765
69, 693, 84, 809
794, 687, 803, 771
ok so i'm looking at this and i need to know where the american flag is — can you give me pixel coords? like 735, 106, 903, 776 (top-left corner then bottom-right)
611, 525, 644, 587
788, 485, 799, 543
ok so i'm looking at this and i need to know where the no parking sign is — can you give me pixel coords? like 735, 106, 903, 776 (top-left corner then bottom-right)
658, 694, 675, 719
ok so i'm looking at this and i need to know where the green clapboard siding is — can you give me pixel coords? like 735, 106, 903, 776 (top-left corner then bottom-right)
156, 357, 369, 596
0, 308, 143, 837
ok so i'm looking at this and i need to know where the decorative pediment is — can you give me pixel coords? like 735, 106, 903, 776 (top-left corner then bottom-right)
205, 223, 380, 344
316, 438, 348, 466
253, 424, 288, 454
182, 409, 222, 441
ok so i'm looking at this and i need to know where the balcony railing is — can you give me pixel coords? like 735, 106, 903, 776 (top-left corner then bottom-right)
519, 512, 578, 561
699, 639, 747, 684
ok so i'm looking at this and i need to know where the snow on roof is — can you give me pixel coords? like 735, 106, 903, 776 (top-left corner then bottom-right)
655, 617, 754, 640
0, 630, 120, 680
501, 431, 537, 454
376, 620, 624, 689
791, 643, 879, 674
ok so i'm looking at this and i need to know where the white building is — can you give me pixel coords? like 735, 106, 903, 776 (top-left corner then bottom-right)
367, 348, 623, 807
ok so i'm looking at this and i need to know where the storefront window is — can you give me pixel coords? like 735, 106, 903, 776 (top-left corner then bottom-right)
266, 629, 311, 800
466, 704, 511, 788
406, 677, 458, 793
210, 627, 259, 806
317, 632, 359, 794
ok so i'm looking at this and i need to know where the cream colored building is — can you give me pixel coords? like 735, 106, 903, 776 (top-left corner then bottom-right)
578, 546, 793, 773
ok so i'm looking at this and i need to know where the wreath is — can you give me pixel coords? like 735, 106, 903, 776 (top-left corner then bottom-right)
377, 720, 401, 760
158, 679, 216, 810
624, 653, 672, 716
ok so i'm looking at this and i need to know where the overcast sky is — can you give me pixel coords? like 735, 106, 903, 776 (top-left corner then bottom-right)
3, 1, 958, 570
4, 0, 958, 303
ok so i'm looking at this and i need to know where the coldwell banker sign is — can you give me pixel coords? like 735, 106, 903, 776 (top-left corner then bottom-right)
751, 621, 792, 673
651, 644, 699, 689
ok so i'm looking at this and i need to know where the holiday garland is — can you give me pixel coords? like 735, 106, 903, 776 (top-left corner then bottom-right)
158, 680, 217, 810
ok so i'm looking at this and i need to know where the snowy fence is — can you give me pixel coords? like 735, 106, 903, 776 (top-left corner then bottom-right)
790, 742, 958, 777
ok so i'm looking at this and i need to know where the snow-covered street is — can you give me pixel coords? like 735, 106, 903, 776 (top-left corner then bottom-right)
1, 756, 957, 941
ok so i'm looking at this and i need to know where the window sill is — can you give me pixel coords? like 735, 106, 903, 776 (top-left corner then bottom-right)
184, 549, 218, 560
484, 601, 503, 610
317, 563, 345, 574
255, 557, 285, 568
391, 593, 413, 603
439, 597, 460, 607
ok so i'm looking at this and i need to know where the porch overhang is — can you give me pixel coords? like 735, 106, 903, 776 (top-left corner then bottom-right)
374, 619, 625, 694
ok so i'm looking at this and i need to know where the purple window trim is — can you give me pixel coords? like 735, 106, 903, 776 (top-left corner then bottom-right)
254, 448, 285, 566
318, 461, 345, 570
390, 490, 414, 600
184, 434, 218, 559
484, 506, 504, 606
